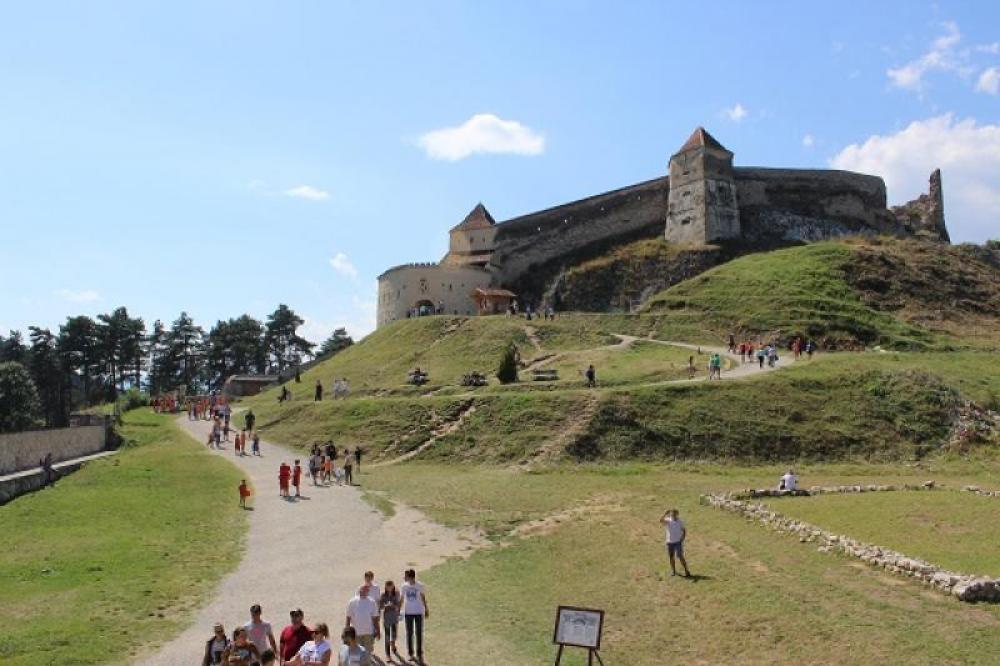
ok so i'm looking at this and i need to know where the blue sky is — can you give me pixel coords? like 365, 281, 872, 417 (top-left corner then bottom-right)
1, 1, 998, 341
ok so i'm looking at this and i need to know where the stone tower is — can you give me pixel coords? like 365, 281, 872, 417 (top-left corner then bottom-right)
665, 127, 740, 244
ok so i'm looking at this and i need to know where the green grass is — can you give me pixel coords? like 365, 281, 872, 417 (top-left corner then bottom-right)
362, 461, 1000, 665
642, 242, 941, 349
0, 410, 245, 664
771, 491, 1000, 576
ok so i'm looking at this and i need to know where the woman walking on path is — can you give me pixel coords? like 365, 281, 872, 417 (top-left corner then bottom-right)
288, 622, 332, 666
379, 580, 402, 661
202, 623, 230, 666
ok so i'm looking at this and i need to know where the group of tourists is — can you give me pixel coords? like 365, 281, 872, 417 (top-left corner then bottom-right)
314, 379, 351, 402
151, 393, 180, 413
202, 571, 430, 665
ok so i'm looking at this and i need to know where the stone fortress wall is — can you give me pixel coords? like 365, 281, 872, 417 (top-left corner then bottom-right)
375, 127, 949, 327
0, 424, 108, 476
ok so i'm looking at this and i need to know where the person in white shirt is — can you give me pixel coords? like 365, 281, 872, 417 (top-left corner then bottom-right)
288, 622, 332, 666
780, 469, 798, 492
659, 509, 691, 577
345, 585, 380, 656
400, 568, 429, 662
244, 603, 278, 663
337, 627, 370, 666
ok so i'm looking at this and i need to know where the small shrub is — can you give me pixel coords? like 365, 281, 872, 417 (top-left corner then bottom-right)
496, 344, 519, 384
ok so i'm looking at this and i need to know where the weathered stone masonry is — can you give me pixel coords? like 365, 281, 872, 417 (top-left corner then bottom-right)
376, 127, 950, 327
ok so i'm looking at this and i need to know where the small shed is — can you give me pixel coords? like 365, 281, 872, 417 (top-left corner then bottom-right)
471, 288, 517, 315
223, 375, 280, 398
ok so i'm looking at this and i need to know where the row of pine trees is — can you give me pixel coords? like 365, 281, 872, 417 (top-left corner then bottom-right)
0, 304, 353, 431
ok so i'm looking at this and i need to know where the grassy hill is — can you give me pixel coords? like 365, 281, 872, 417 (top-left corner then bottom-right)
642, 238, 1000, 350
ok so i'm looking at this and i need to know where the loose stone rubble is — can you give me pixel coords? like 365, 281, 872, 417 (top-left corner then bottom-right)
731, 481, 938, 500
700, 489, 1000, 603
961, 485, 1000, 498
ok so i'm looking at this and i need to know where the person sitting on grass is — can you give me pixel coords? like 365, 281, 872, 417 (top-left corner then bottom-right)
238, 480, 251, 509
660, 508, 691, 578
780, 468, 798, 491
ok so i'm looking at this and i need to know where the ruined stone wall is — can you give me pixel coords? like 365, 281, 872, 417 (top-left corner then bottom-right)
491, 177, 668, 292
377, 263, 493, 327
891, 169, 950, 242
733, 167, 905, 244
0, 424, 108, 475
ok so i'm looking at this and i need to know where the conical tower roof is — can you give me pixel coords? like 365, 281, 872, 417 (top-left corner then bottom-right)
450, 203, 496, 232
676, 127, 729, 154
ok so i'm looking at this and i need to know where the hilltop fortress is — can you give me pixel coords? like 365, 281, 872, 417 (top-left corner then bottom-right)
377, 127, 949, 328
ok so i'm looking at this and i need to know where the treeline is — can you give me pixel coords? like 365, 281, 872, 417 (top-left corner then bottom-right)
0, 304, 353, 431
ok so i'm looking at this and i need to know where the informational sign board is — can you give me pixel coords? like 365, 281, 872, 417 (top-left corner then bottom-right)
553, 605, 604, 650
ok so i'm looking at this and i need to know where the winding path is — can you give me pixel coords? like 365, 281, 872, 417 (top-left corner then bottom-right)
141, 417, 483, 665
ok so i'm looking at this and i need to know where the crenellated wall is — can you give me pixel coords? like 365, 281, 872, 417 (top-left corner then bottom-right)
377, 263, 493, 327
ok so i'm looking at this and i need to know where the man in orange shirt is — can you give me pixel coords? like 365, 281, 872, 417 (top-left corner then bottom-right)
278, 462, 291, 498
292, 460, 303, 498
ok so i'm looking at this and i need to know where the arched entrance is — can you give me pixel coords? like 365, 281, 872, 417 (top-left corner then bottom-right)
414, 299, 435, 317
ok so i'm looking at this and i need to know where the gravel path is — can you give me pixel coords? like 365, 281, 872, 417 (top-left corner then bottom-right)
139, 416, 483, 665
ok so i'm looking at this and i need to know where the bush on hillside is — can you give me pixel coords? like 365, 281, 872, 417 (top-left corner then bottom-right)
496, 344, 519, 384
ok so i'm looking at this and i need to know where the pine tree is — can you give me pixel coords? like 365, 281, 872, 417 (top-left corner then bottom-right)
0, 362, 41, 433
496, 344, 519, 384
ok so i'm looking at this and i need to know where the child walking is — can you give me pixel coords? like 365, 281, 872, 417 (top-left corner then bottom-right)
238, 479, 251, 509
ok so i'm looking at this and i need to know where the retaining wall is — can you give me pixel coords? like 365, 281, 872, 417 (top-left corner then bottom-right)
0, 424, 108, 475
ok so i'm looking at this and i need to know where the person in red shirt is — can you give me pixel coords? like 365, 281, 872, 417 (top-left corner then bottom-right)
278, 462, 291, 498
238, 479, 251, 509
279, 608, 311, 663
292, 460, 303, 498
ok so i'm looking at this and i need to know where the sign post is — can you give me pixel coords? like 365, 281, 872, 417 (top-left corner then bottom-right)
553, 605, 605, 665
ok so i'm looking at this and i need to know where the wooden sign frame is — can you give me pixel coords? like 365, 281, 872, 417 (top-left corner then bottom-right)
553, 605, 605, 665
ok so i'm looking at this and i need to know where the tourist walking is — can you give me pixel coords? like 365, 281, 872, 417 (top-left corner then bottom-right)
345, 585, 380, 656
336, 627, 370, 666
279, 609, 312, 665
252, 432, 261, 456
293, 460, 303, 498
379, 580, 402, 661
401, 569, 429, 663
353, 447, 362, 473
238, 479, 251, 509
202, 623, 230, 666
244, 604, 278, 662
660, 508, 691, 577
309, 450, 322, 485
288, 622, 332, 665
343, 450, 353, 486
221, 627, 261, 666
585, 364, 596, 388
279, 463, 291, 498
245, 409, 256, 432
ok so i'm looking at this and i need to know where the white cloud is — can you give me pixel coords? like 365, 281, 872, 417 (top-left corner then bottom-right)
328, 252, 358, 280
417, 113, 545, 161
830, 114, 1000, 242
886, 21, 974, 93
802, 134, 815, 148
283, 185, 330, 201
976, 67, 999, 95
976, 42, 1000, 55
723, 103, 748, 122
55, 288, 100, 303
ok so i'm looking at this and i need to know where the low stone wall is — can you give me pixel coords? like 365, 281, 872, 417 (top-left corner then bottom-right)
732, 481, 938, 500
962, 485, 1000, 498
700, 489, 1000, 603
0, 424, 108, 475
0, 463, 83, 505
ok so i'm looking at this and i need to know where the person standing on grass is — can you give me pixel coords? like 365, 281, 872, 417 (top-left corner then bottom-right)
203, 622, 230, 666
585, 364, 596, 388
401, 569, 429, 663
379, 580, 402, 662
293, 460, 303, 498
345, 585, 380, 657
354, 447, 363, 473
336, 627, 370, 666
687, 355, 696, 380
660, 508, 691, 577
343, 449, 353, 486
239, 480, 251, 509
222, 627, 260, 665
245, 409, 256, 433
315, 379, 324, 402
279, 609, 312, 665
245, 604, 278, 663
